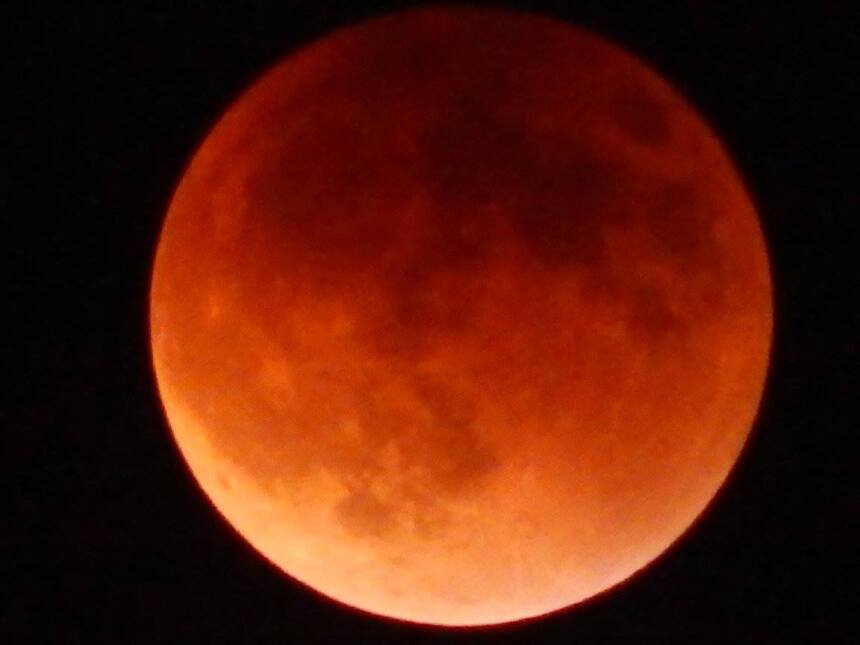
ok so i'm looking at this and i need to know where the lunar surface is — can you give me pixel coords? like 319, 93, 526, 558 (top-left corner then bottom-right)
150, 7, 772, 626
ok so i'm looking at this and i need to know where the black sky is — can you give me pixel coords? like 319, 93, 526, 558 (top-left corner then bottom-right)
7, 1, 856, 643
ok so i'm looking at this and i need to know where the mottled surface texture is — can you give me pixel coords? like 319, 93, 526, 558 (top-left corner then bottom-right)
150, 7, 772, 626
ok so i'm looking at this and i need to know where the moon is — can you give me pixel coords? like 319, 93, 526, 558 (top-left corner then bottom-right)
150, 6, 772, 627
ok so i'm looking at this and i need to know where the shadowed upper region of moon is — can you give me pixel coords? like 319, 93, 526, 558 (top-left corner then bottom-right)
150, 6, 772, 626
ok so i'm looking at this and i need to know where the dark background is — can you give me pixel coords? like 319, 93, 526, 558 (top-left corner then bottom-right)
7, 1, 856, 643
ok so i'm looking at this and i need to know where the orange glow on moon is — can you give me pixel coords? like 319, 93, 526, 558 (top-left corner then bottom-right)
149, 7, 772, 626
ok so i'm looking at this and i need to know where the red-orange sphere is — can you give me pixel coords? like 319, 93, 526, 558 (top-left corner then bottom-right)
150, 6, 772, 626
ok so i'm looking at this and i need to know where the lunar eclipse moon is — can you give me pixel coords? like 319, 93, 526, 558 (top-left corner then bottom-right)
150, 6, 772, 627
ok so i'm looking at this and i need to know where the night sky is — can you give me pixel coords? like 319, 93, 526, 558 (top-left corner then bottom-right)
9, 1, 855, 643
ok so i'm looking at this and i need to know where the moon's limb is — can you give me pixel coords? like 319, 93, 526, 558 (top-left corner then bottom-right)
150, 6, 772, 626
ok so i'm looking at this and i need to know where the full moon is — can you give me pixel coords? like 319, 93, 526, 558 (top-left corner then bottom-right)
150, 7, 772, 626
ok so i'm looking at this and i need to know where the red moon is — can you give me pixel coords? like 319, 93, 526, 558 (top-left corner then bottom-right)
150, 7, 772, 626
